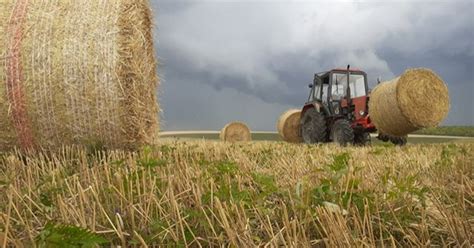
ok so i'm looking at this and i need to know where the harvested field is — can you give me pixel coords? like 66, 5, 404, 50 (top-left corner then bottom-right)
159, 131, 474, 144
1, 141, 472, 246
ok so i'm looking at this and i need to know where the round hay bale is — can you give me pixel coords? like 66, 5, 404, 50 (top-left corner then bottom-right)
0, 0, 159, 151
277, 109, 303, 143
369, 68, 449, 136
220, 122, 252, 142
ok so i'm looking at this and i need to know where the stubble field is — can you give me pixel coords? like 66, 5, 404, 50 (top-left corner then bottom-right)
0, 140, 472, 247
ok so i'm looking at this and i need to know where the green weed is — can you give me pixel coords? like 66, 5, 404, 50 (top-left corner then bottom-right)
36, 223, 107, 248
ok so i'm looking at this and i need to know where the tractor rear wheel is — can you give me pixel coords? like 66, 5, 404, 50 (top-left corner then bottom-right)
301, 108, 327, 144
354, 132, 371, 146
331, 119, 354, 146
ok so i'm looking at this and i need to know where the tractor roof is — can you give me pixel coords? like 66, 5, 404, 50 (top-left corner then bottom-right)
331, 68, 366, 73
316, 68, 366, 77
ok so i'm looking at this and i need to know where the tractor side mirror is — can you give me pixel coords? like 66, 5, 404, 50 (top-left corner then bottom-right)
308, 84, 313, 88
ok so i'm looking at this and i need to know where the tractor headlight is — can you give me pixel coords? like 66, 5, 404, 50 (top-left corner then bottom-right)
359, 110, 365, 116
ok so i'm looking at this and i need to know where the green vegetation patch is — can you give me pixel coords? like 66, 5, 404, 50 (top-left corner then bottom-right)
414, 126, 474, 137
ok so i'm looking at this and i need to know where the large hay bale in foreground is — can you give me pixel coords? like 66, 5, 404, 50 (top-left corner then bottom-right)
0, 0, 159, 150
277, 109, 303, 143
220, 122, 252, 142
369, 68, 449, 136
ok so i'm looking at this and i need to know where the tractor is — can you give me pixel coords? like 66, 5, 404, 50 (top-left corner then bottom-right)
301, 65, 407, 146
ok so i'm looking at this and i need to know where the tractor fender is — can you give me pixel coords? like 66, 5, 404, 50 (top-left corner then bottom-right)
302, 102, 328, 117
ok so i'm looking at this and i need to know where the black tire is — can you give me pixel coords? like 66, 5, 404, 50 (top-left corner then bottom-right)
331, 119, 354, 146
301, 108, 327, 144
377, 133, 407, 146
377, 133, 389, 142
354, 132, 371, 146
389, 136, 407, 146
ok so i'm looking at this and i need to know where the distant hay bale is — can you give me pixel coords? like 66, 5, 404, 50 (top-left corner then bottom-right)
0, 0, 159, 151
220, 122, 252, 142
277, 109, 303, 143
369, 68, 449, 137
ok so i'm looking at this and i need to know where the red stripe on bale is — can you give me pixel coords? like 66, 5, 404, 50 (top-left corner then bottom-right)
5, 0, 35, 150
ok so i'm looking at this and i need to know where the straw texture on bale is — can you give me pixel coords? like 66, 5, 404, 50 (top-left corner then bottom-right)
277, 109, 303, 143
0, 0, 159, 150
220, 122, 252, 142
369, 68, 449, 136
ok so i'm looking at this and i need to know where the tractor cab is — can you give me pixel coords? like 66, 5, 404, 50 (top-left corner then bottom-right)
308, 66, 369, 122
302, 65, 376, 145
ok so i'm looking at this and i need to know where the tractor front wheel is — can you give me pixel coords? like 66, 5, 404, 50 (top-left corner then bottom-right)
301, 108, 327, 144
331, 119, 354, 146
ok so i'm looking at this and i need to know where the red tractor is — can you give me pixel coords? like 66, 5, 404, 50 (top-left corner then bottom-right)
301, 65, 407, 146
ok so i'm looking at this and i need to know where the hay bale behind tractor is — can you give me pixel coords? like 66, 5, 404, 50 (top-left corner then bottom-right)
0, 0, 159, 150
369, 68, 449, 136
220, 122, 252, 142
277, 109, 303, 143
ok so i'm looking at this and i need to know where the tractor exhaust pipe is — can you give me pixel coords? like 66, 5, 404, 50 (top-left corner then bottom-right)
346, 65, 352, 108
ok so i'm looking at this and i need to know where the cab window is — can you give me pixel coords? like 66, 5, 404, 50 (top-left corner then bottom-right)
314, 85, 321, 100
332, 73, 366, 98
321, 85, 329, 103
321, 75, 330, 103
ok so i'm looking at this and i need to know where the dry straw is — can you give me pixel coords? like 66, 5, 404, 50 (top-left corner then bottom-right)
0, 0, 159, 151
277, 109, 303, 143
1, 141, 472, 246
220, 122, 252, 142
369, 68, 449, 136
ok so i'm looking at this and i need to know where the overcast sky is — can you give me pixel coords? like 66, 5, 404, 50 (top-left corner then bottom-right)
151, 0, 473, 131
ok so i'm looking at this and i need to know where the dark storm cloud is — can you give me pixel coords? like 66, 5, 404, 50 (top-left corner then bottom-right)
159, 42, 302, 105
151, 0, 474, 130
